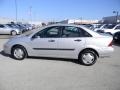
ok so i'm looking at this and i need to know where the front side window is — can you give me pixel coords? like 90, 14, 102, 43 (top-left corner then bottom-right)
33, 26, 61, 38
44, 26, 61, 38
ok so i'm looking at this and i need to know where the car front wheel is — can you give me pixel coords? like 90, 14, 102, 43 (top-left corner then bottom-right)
11, 46, 27, 60
11, 31, 17, 36
79, 50, 97, 66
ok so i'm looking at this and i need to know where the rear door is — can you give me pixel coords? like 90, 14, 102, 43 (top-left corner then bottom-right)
58, 26, 88, 59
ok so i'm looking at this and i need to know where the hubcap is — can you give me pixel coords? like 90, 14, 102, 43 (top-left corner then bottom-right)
114, 36, 118, 39
12, 31, 17, 35
82, 53, 95, 64
14, 48, 24, 59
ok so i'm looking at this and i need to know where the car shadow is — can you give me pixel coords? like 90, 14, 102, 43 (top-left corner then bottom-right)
0, 50, 11, 57
0, 50, 81, 65
113, 42, 120, 47
28, 56, 81, 65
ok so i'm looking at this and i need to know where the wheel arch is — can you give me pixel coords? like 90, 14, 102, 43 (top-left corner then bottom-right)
78, 48, 99, 58
11, 44, 28, 56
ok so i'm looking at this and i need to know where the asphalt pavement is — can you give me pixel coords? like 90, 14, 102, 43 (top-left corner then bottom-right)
0, 38, 120, 90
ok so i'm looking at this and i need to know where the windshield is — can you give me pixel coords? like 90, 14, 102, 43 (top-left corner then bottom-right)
6, 24, 13, 27
21, 30, 34, 36
83, 25, 94, 30
96, 24, 103, 28
21, 28, 41, 36
104, 24, 116, 29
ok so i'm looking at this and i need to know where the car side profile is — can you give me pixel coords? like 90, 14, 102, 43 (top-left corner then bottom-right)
97, 24, 120, 35
0, 24, 23, 35
3, 24, 114, 66
94, 24, 106, 31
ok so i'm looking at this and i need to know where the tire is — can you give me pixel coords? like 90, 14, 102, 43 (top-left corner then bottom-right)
11, 46, 27, 60
113, 33, 119, 43
113, 34, 117, 42
11, 31, 17, 36
79, 50, 97, 66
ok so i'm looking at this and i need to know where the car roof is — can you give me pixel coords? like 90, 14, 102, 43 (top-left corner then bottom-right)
32, 24, 101, 37
41, 24, 90, 30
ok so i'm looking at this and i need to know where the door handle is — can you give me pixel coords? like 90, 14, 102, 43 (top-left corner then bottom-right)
48, 40, 55, 42
74, 39, 81, 42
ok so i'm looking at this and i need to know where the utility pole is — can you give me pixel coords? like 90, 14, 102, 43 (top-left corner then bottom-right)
15, 0, 18, 22
113, 11, 119, 24
80, 17, 82, 24
29, 6, 32, 22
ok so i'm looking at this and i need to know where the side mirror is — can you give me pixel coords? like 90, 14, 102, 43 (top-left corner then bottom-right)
31, 35, 40, 40
34, 35, 40, 38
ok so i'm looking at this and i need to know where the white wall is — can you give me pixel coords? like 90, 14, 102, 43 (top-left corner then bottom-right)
0, 17, 15, 24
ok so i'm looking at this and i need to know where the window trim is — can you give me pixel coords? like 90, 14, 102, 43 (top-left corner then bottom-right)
32, 26, 62, 38
61, 26, 92, 38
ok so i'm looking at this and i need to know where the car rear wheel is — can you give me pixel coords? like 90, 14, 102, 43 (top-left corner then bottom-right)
11, 46, 27, 60
113, 33, 120, 42
79, 50, 97, 66
11, 31, 17, 36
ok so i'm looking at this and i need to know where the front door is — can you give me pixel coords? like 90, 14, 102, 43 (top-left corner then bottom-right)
29, 26, 62, 57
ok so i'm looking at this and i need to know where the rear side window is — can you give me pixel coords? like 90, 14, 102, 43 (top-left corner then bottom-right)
62, 26, 92, 38
79, 28, 92, 37
62, 26, 80, 37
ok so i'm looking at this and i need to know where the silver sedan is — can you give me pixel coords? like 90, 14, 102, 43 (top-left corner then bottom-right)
3, 24, 114, 66
0, 24, 22, 35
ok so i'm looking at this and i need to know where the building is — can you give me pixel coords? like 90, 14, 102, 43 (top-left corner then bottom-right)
0, 17, 15, 24
28, 21, 42, 27
59, 19, 99, 24
0, 17, 42, 26
102, 15, 120, 24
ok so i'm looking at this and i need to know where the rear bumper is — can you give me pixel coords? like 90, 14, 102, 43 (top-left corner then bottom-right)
98, 47, 114, 58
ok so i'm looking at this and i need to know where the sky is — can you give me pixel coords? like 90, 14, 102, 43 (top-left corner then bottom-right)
0, 0, 120, 21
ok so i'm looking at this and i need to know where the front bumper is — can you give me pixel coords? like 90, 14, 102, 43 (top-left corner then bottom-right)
3, 44, 11, 55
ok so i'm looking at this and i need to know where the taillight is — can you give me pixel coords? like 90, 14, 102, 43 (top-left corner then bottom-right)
108, 40, 113, 47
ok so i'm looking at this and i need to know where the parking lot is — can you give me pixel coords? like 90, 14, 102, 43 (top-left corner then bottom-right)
0, 36, 120, 90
